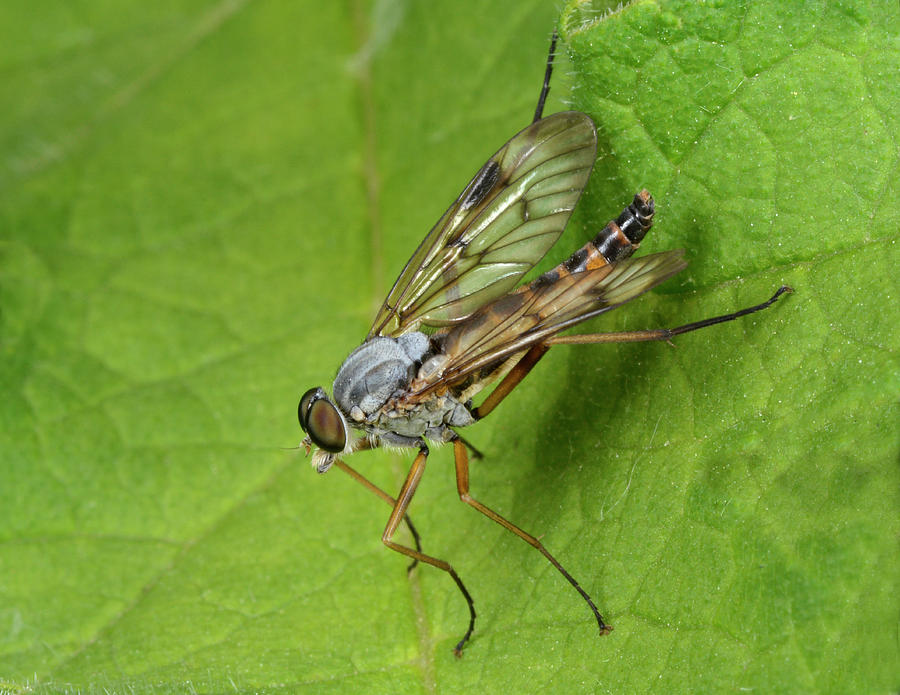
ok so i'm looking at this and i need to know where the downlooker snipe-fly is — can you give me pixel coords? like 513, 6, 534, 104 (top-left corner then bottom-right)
298, 31, 790, 656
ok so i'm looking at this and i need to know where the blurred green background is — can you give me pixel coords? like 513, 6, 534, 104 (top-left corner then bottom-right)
1, 0, 897, 692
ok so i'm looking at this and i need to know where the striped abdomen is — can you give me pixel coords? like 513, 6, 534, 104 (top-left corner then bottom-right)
528, 190, 655, 289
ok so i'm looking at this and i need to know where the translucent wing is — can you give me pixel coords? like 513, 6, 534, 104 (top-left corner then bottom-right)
368, 111, 597, 339
412, 250, 688, 396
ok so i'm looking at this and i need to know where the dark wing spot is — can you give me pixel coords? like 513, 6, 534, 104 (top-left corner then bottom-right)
460, 159, 501, 211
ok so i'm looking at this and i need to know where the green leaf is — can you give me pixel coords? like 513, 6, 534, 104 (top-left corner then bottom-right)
1, 0, 897, 693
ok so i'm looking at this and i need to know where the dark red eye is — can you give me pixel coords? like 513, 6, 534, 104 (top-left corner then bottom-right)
298, 387, 346, 453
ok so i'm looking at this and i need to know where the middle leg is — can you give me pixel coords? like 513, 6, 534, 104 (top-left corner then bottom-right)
451, 437, 611, 635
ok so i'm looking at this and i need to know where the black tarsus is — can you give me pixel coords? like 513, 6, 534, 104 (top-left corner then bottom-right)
667, 286, 793, 339
533, 30, 558, 123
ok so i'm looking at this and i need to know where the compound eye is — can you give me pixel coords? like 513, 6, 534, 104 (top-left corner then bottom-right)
298, 387, 320, 432
298, 387, 346, 453
307, 398, 346, 453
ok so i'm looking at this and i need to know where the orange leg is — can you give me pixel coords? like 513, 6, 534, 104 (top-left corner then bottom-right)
332, 458, 422, 571
473, 344, 549, 420
452, 438, 612, 636
381, 444, 477, 656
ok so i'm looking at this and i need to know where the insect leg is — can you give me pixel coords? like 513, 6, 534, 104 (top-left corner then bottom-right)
452, 437, 612, 636
473, 344, 550, 420
383, 444, 477, 656
453, 432, 485, 460
532, 30, 558, 123
332, 457, 422, 571
546, 286, 792, 346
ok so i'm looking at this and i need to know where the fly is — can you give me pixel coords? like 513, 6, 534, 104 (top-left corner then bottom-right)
297, 31, 790, 656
